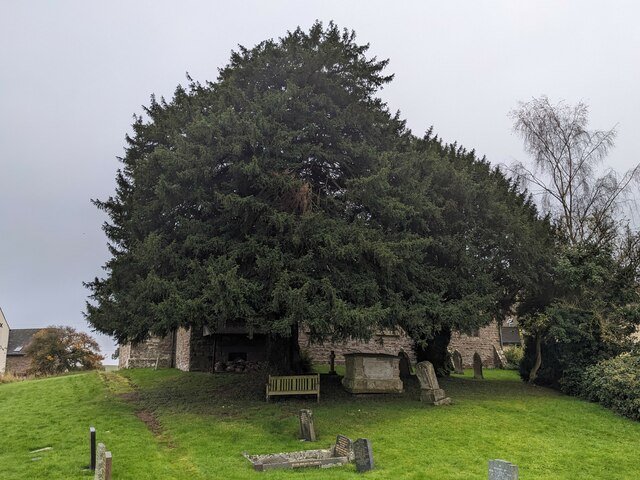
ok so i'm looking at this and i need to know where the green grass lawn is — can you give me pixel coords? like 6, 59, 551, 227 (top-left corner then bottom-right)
1, 368, 639, 479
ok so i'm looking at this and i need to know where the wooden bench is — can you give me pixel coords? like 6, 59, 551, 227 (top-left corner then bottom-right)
265, 374, 320, 402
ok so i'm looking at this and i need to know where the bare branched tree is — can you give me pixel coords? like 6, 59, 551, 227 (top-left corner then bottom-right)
509, 96, 640, 247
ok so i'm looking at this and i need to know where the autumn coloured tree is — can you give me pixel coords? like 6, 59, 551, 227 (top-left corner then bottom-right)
26, 326, 103, 376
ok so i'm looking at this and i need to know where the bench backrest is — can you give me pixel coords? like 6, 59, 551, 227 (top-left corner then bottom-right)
268, 374, 319, 392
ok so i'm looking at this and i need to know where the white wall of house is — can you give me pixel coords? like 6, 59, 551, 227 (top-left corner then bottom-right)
0, 308, 9, 375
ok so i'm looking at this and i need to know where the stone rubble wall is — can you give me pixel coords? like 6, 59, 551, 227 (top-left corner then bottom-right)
117, 334, 174, 369
5, 355, 31, 376
117, 322, 505, 371
175, 327, 191, 372
449, 321, 502, 368
298, 329, 417, 366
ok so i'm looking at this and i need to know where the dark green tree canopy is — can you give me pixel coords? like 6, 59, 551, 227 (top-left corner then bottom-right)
86, 23, 551, 353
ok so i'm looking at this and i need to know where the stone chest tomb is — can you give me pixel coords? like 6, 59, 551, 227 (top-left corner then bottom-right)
341, 353, 403, 394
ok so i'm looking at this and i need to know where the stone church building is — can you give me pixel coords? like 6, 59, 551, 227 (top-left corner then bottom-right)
119, 320, 517, 372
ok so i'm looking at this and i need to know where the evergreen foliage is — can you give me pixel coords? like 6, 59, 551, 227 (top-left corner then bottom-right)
579, 352, 640, 421
518, 243, 640, 390
86, 22, 552, 370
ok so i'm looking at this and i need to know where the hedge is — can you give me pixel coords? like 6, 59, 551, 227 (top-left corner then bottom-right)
579, 353, 640, 421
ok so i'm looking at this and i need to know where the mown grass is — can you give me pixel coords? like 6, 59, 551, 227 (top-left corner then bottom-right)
1, 368, 639, 479
0, 372, 187, 479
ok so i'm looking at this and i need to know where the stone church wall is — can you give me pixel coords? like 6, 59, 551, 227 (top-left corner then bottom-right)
119, 322, 504, 371
118, 334, 174, 369
449, 321, 502, 368
175, 327, 191, 372
298, 328, 417, 366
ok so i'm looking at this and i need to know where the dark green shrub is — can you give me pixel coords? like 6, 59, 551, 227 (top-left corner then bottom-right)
579, 353, 640, 421
297, 349, 314, 374
519, 307, 606, 394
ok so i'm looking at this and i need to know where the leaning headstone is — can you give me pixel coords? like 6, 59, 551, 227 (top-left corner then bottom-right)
493, 345, 507, 369
415, 361, 438, 388
415, 361, 451, 405
473, 352, 484, 379
488, 459, 519, 480
452, 350, 464, 374
298, 409, 317, 442
353, 438, 374, 473
398, 351, 412, 377
333, 435, 352, 459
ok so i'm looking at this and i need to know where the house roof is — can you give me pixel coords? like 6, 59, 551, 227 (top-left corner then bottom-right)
0, 306, 9, 329
501, 326, 521, 345
7, 329, 43, 356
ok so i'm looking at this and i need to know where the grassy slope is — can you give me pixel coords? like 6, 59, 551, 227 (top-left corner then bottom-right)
0, 372, 186, 479
1, 369, 639, 479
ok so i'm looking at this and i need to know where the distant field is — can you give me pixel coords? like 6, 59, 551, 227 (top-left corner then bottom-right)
1, 368, 639, 479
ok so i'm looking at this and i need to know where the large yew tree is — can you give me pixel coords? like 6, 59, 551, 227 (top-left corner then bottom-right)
86, 23, 551, 371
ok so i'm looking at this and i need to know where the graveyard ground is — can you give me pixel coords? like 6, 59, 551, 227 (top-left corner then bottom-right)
1, 368, 639, 479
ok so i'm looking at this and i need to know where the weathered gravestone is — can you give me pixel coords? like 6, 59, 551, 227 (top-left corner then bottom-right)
299, 409, 317, 442
488, 459, 519, 480
244, 449, 349, 471
493, 345, 507, 369
473, 352, 484, 379
448, 351, 456, 372
104, 452, 112, 480
334, 434, 352, 459
353, 438, 374, 473
415, 361, 451, 406
342, 353, 403, 394
452, 349, 464, 374
94, 443, 106, 480
398, 351, 412, 377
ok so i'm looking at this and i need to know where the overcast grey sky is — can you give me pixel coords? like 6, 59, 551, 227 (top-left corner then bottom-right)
1, 1, 639, 362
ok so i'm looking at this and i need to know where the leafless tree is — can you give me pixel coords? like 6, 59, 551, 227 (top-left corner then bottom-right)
509, 96, 639, 247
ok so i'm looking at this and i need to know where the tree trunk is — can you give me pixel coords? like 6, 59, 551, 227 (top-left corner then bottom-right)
528, 333, 542, 384
266, 323, 302, 374
414, 326, 452, 376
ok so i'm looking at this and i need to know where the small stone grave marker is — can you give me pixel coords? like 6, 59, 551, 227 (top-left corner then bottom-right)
329, 351, 337, 375
94, 443, 106, 480
488, 459, 519, 480
29, 446, 52, 454
334, 435, 352, 458
453, 349, 464, 374
353, 438, 374, 473
104, 451, 112, 480
299, 409, 317, 442
448, 352, 456, 371
473, 352, 484, 379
